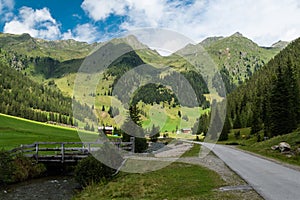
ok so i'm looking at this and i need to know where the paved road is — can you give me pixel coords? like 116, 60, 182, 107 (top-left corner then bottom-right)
187, 141, 300, 200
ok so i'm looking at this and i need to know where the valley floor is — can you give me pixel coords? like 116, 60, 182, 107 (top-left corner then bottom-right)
74, 142, 262, 200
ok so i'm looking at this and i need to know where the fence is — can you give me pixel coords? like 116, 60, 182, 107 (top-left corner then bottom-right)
9, 137, 135, 163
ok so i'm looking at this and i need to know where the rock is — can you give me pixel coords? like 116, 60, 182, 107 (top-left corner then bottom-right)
296, 148, 300, 154
50, 180, 59, 183
279, 142, 291, 152
271, 145, 279, 151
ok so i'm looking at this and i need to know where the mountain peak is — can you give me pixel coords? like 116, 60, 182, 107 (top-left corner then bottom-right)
271, 40, 289, 49
200, 36, 224, 47
110, 34, 148, 50
231, 32, 244, 37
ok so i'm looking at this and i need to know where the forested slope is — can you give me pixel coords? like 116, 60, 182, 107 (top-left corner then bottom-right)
227, 37, 300, 137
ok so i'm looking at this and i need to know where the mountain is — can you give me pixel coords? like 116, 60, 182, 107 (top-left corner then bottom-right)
0, 32, 288, 131
201, 32, 280, 92
173, 32, 281, 94
271, 40, 289, 49
0, 32, 97, 61
227, 37, 300, 137
200, 36, 224, 47
0, 53, 93, 125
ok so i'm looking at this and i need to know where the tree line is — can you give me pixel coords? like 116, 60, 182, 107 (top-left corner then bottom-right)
0, 58, 94, 125
226, 37, 300, 138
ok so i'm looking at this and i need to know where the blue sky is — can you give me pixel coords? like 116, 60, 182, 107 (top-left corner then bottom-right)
1, 0, 300, 47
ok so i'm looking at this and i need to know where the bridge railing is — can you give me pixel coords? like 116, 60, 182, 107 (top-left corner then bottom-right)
9, 137, 135, 163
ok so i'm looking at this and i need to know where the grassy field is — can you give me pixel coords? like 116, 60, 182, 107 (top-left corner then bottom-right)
74, 143, 251, 200
219, 128, 300, 166
0, 113, 97, 150
74, 162, 237, 200
240, 130, 300, 166
181, 143, 201, 157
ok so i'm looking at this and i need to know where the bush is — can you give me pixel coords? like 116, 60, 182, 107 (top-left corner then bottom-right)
13, 154, 46, 182
0, 150, 15, 185
234, 131, 241, 139
0, 150, 46, 185
75, 155, 116, 187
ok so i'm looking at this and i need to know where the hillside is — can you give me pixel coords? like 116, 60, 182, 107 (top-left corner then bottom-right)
0, 32, 284, 133
0, 113, 80, 149
227, 37, 300, 137
0, 52, 95, 126
0, 113, 104, 150
177, 32, 281, 93
0, 32, 97, 61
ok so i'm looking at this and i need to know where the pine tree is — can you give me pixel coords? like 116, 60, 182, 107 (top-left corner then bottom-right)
178, 110, 181, 118
219, 115, 230, 141
233, 114, 242, 129
270, 65, 295, 136
149, 125, 160, 142
108, 106, 113, 117
192, 113, 209, 135
285, 58, 300, 123
251, 96, 263, 135
121, 104, 148, 153
208, 102, 223, 140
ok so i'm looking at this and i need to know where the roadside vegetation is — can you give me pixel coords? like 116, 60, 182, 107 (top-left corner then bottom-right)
181, 143, 201, 157
218, 128, 300, 166
74, 162, 230, 200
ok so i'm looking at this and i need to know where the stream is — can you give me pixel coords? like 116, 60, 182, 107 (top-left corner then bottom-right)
0, 176, 80, 200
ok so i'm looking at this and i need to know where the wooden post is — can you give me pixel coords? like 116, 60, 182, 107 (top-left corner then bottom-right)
20, 144, 23, 154
61, 143, 65, 163
35, 143, 39, 162
88, 143, 91, 153
130, 137, 135, 153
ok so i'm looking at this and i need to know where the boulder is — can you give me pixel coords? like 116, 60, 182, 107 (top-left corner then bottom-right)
279, 142, 291, 152
271, 145, 279, 151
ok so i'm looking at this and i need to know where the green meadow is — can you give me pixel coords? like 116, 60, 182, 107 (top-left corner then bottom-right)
0, 113, 97, 150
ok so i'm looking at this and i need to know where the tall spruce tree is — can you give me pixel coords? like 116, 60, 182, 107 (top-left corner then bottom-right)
219, 115, 230, 141
269, 65, 297, 136
251, 95, 263, 135
121, 104, 148, 153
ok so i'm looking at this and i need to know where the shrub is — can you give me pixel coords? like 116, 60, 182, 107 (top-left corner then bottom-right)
234, 131, 241, 139
0, 150, 15, 185
0, 150, 46, 185
75, 155, 116, 187
13, 154, 46, 182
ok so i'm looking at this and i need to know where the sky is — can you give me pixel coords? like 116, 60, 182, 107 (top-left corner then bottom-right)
1, 0, 300, 47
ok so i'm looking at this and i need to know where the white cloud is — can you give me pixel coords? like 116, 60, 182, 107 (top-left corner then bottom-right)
0, 0, 14, 20
0, 0, 14, 12
62, 23, 98, 43
81, 0, 300, 46
81, 0, 127, 21
3, 7, 61, 40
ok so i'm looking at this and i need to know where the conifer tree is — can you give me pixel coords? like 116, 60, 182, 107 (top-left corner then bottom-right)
121, 104, 148, 153
270, 65, 295, 136
219, 114, 230, 141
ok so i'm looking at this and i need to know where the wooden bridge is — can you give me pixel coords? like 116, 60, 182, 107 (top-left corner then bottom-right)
10, 138, 135, 163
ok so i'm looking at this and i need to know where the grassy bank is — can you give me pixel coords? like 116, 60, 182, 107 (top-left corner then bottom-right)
240, 131, 300, 166
74, 143, 253, 200
0, 113, 96, 150
74, 162, 229, 200
219, 128, 300, 166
